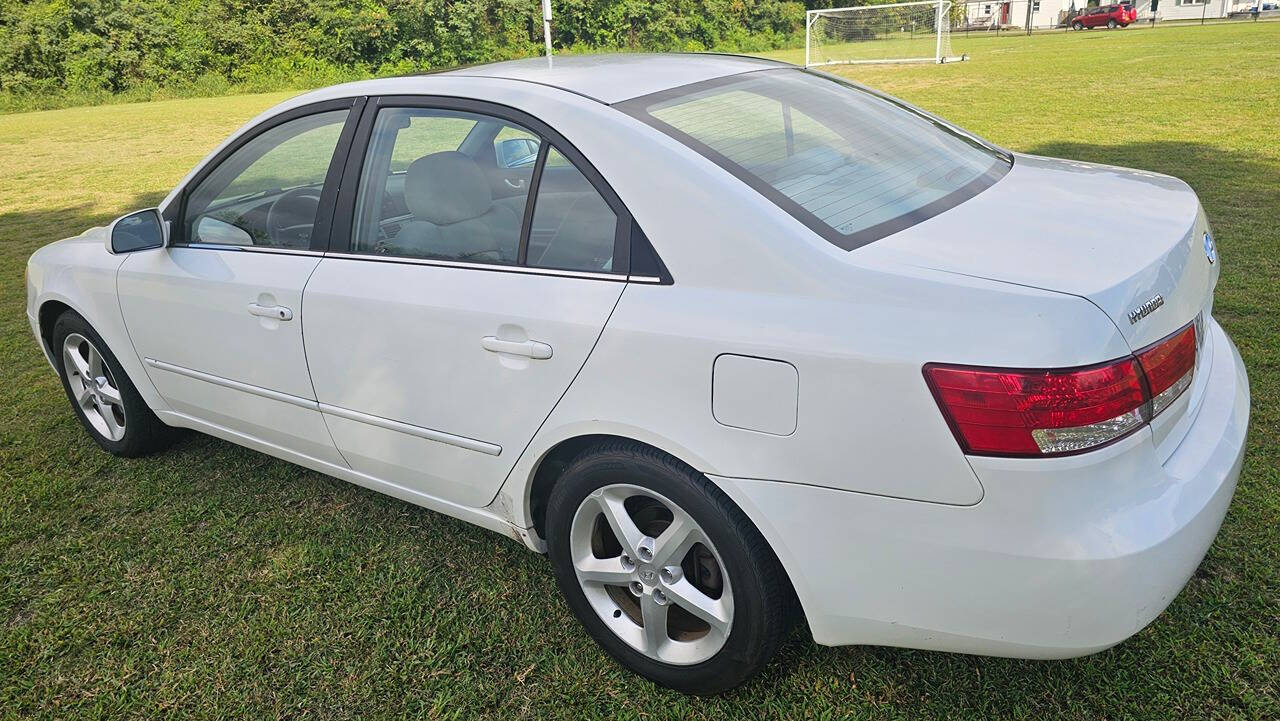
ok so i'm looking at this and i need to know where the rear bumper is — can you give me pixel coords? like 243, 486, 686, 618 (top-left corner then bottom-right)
714, 317, 1249, 658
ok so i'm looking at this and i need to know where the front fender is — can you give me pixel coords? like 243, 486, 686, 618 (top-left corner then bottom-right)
27, 236, 169, 414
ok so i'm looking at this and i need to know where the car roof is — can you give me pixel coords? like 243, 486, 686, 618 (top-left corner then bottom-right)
439, 53, 791, 104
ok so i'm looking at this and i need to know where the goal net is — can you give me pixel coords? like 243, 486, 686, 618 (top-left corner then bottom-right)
806, 1, 966, 67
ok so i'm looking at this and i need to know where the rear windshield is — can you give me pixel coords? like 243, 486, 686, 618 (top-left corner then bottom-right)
617, 69, 1011, 250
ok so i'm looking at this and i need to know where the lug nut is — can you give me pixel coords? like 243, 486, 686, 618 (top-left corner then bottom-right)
637, 544, 654, 562
620, 554, 634, 570
652, 589, 668, 605
629, 581, 644, 597
660, 567, 679, 584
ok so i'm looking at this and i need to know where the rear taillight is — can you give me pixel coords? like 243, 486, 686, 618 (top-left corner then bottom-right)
924, 317, 1198, 457
1137, 323, 1196, 417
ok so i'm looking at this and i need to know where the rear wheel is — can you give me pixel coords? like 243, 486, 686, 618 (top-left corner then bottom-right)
52, 311, 176, 457
545, 441, 789, 694
1107, 18, 1118, 28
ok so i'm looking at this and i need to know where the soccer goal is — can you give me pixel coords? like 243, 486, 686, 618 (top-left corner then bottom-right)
805, 1, 967, 67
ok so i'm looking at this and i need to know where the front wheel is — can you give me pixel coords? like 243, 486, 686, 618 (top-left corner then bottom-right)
545, 441, 790, 694
52, 310, 177, 457
1107, 18, 1118, 28
1072, 21, 1085, 30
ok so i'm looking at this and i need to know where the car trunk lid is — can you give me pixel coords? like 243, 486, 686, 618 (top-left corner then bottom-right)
854, 153, 1220, 455
857, 153, 1218, 350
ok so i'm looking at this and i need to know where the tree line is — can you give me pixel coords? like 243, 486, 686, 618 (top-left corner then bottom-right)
1, 0, 817, 99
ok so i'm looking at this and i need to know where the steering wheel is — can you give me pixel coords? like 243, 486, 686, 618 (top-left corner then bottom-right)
265, 187, 321, 247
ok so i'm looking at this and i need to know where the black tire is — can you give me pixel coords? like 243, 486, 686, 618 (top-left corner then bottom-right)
51, 310, 177, 457
545, 440, 790, 694
1073, 21, 1084, 29
1107, 19, 1118, 28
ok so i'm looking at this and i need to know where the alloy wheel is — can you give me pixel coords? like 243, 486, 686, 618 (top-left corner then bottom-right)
62, 333, 127, 441
569, 483, 734, 665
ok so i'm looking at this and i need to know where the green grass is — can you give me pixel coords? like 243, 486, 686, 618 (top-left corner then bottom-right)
2, 22, 1278, 720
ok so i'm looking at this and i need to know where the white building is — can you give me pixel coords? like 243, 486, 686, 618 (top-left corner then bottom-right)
960, 0, 1243, 28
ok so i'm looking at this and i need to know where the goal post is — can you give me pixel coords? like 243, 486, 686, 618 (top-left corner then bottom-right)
805, 1, 967, 67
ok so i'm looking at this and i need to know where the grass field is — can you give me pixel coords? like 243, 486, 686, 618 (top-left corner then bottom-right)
2, 22, 1278, 720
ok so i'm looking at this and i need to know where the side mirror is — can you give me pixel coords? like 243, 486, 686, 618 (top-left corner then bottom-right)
194, 216, 254, 246
495, 138, 540, 169
108, 208, 166, 254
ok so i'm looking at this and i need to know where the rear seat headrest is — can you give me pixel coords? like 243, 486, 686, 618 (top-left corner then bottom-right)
404, 151, 493, 225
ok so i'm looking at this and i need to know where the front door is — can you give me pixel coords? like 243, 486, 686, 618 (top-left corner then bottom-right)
302, 100, 630, 508
119, 102, 358, 465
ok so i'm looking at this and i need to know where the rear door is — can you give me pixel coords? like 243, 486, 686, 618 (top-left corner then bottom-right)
301, 97, 632, 508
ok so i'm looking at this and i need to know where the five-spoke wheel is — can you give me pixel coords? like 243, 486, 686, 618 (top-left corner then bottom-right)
52, 310, 176, 457
62, 332, 127, 441
546, 441, 790, 694
570, 483, 734, 665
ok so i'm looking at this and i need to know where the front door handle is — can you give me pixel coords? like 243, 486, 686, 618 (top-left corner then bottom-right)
481, 336, 553, 360
247, 302, 293, 321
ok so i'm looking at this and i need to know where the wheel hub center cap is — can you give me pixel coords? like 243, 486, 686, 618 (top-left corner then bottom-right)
638, 567, 657, 584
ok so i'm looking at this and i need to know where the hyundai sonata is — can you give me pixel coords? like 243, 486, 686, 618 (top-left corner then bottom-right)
25, 54, 1250, 693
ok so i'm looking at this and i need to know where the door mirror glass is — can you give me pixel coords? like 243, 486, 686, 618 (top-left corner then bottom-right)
495, 137, 540, 169
110, 209, 165, 253
194, 216, 254, 246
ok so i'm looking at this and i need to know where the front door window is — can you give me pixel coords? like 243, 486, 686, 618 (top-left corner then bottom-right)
183, 109, 350, 249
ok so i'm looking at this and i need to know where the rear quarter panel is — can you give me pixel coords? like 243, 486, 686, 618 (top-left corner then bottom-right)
489, 101, 1133, 527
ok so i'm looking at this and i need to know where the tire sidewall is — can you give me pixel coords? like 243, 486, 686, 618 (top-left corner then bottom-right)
52, 311, 152, 455
545, 447, 779, 694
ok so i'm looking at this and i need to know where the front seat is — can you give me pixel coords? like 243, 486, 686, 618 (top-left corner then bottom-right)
387, 151, 521, 262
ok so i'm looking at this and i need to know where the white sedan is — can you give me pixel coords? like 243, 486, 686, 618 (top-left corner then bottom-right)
25, 54, 1250, 693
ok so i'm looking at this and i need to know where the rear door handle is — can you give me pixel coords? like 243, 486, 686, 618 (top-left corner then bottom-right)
247, 302, 293, 321
481, 336, 553, 360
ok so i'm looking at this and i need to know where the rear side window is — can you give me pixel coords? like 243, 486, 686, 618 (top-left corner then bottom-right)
619, 69, 1010, 250
527, 148, 619, 272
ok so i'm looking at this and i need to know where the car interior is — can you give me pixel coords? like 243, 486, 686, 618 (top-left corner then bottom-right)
354, 111, 617, 271
187, 107, 618, 274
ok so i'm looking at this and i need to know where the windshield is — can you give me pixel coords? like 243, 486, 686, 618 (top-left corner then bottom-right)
617, 69, 1011, 250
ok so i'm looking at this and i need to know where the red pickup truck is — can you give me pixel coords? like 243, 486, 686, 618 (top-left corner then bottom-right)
1071, 3, 1138, 29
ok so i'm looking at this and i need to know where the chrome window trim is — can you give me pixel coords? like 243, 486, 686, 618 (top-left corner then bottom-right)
160, 243, 662, 282
167, 243, 326, 257
321, 251, 630, 282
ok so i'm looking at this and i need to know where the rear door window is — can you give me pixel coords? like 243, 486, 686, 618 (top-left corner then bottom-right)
351, 108, 536, 264
342, 101, 632, 276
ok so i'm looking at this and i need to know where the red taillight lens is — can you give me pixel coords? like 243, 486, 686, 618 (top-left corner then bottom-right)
1137, 322, 1196, 416
925, 319, 1198, 457
925, 359, 1148, 456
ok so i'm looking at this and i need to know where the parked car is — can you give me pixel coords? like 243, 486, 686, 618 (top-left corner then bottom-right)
1072, 3, 1136, 28
26, 54, 1249, 694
